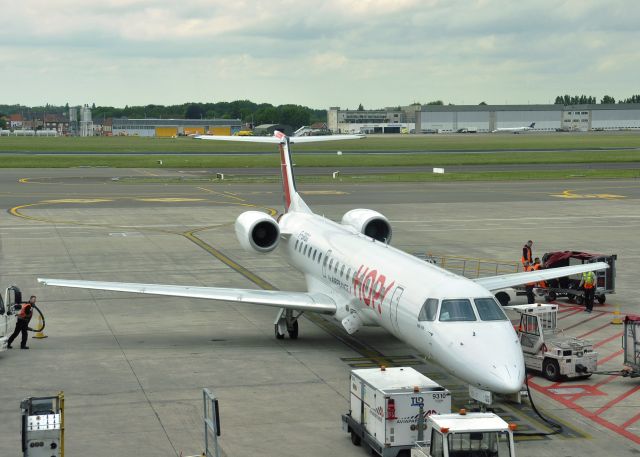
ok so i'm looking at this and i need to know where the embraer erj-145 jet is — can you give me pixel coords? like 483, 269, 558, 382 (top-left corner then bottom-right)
39, 131, 607, 395
492, 122, 535, 133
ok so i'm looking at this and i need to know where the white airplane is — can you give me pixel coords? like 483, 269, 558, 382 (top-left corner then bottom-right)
38, 131, 608, 395
492, 122, 535, 133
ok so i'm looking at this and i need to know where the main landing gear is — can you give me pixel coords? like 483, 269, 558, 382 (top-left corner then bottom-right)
274, 308, 302, 340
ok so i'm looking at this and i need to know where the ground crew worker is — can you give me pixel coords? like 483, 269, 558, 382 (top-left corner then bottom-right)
521, 240, 533, 268
532, 257, 546, 288
579, 270, 596, 313
524, 262, 536, 304
7, 295, 36, 349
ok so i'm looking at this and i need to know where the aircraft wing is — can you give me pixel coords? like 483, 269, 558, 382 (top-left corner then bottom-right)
194, 135, 282, 143
474, 262, 609, 291
289, 134, 365, 144
193, 134, 364, 144
37, 278, 337, 314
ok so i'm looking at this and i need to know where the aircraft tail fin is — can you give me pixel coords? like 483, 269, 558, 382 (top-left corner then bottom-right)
273, 131, 309, 213
529, 122, 536, 128
194, 131, 364, 213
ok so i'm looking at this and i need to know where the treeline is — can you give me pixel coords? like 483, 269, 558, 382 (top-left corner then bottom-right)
554, 94, 640, 105
0, 100, 328, 130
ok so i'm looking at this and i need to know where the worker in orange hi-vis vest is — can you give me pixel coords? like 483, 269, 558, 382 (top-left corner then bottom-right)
532, 257, 546, 289
521, 240, 533, 268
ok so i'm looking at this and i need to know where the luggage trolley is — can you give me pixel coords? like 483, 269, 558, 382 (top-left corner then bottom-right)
539, 251, 616, 305
622, 316, 640, 377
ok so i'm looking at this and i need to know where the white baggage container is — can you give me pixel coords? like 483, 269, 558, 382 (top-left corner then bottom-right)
344, 367, 451, 457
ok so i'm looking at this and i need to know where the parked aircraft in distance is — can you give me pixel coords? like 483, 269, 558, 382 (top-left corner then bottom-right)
38, 131, 607, 395
492, 122, 536, 133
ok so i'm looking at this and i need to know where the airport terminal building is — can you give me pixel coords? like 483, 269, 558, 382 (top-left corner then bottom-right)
112, 118, 242, 137
328, 104, 640, 134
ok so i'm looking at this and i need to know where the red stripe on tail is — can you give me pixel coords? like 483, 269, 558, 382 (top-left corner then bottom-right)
279, 143, 292, 211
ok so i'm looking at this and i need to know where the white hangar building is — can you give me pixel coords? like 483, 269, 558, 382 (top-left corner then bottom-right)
416, 104, 640, 133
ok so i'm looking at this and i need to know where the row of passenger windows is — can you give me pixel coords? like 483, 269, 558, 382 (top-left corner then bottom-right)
418, 298, 507, 322
293, 238, 357, 283
294, 238, 324, 264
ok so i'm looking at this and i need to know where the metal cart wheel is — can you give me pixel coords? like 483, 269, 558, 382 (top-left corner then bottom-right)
597, 294, 606, 304
543, 359, 561, 382
547, 291, 557, 302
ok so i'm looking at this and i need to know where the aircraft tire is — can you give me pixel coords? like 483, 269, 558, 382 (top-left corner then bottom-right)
275, 324, 285, 340
350, 431, 361, 446
287, 320, 299, 340
543, 358, 561, 382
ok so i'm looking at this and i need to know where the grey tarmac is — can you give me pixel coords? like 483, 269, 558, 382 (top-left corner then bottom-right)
1, 168, 639, 457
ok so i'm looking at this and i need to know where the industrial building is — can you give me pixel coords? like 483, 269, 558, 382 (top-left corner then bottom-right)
328, 104, 640, 134
417, 104, 640, 133
112, 118, 242, 137
327, 106, 416, 134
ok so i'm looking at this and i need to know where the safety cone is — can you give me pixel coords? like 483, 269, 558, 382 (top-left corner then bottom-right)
611, 307, 623, 325
32, 314, 48, 339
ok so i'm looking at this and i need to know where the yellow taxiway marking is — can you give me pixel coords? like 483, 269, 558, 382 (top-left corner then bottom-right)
551, 189, 626, 200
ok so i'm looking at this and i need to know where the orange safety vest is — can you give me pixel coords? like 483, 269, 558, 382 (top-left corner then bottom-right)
532, 263, 546, 288
526, 265, 536, 286
521, 245, 532, 266
583, 271, 595, 289
17, 303, 33, 320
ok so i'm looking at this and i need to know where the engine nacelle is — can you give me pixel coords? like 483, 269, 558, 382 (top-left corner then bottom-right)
235, 211, 281, 254
341, 209, 392, 244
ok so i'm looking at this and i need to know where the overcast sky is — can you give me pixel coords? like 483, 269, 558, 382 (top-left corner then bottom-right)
1, 0, 638, 109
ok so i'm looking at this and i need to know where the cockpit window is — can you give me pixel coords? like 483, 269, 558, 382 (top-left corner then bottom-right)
439, 299, 476, 322
475, 298, 508, 321
418, 298, 439, 321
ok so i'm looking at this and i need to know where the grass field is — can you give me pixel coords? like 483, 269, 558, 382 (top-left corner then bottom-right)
2, 134, 640, 183
2, 149, 640, 169
2, 132, 640, 153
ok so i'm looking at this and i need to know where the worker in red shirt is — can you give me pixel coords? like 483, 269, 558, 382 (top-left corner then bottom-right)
7, 295, 36, 349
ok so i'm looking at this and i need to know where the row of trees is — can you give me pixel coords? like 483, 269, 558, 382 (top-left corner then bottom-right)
554, 94, 640, 105
0, 101, 327, 130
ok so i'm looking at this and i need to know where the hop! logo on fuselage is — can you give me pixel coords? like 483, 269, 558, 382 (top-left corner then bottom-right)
353, 265, 395, 314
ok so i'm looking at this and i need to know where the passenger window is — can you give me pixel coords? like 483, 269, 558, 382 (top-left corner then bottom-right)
340, 265, 345, 277
439, 299, 476, 322
475, 298, 507, 321
303, 245, 307, 255
295, 239, 299, 249
418, 299, 439, 321
346, 268, 351, 280
312, 249, 317, 261
329, 259, 333, 270
334, 262, 339, 274
318, 253, 323, 264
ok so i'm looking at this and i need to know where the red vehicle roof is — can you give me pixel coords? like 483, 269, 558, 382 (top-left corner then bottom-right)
543, 251, 609, 268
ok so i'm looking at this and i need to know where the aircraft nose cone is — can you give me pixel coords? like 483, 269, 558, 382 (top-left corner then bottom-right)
489, 364, 525, 394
